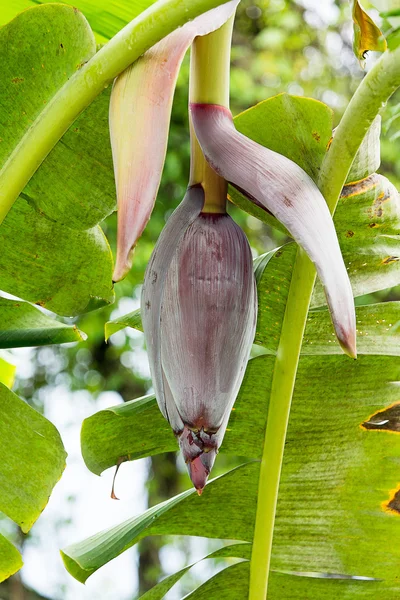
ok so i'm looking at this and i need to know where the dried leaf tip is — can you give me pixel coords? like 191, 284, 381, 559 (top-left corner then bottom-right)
352, 0, 387, 67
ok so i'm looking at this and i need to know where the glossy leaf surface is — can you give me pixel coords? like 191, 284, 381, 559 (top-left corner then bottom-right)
138, 544, 250, 600
0, 199, 114, 316
0, 298, 86, 348
0, 355, 16, 388
0, 383, 66, 532
0, 535, 23, 583
61, 463, 257, 582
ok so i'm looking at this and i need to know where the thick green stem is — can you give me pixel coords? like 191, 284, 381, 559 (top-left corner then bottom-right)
0, 0, 228, 224
249, 44, 400, 600
189, 16, 234, 213
320, 47, 400, 211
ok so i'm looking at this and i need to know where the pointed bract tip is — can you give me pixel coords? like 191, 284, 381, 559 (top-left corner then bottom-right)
339, 334, 357, 360
112, 247, 135, 283
187, 456, 209, 493
335, 323, 357, 359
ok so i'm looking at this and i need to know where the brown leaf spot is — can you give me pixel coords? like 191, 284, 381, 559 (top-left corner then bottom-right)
312, 131, 321, 142
346, 230, 354, 238
341, 175, 378, 199
372, 188, 392, 218
11, 77, 24, 84
283, 196, 293, 207
361, 402, 400, 433
383, 485, 400, 516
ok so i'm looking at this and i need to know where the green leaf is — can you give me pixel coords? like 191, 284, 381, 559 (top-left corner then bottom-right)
84, 291, 400, 477
0, 5, 118, 231
254, 242, 400, 355
0, 5, 92, 219
0, 1, 156, 43
0, 4, 115, 316
23, 88, 116, 231
0, 198, 114, 316
346, 115, 381, 183
105, 309, 143, 341
303, 301, 400, 355
81, 394, 175, 475
0, 297, 87, 348
381, 9, 400, 18
253, 244, 296, 352
184, 562, 250, 599
0, 355, 16, 388
268, 571, 381, 599
0, 534, 23, 583
272, 355, 400, 585
61, 463, 257, 583
0, 382, 67, 532
185, 564, 389, 600
353, 0, 387, 65
313, 173, 400, 304
138, 544, 250, 600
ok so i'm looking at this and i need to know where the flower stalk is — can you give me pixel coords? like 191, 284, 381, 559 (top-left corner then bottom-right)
189, 16, 234, 214
249, 45, 400, 600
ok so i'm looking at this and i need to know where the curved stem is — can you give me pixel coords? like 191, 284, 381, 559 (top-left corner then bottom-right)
319, 46, 400, 211
0, 0, 228, 224
189, 16, 234, 213
249, 44, 400, 600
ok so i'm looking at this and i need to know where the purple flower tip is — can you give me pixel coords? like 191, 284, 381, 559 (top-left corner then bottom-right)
179, 425, 218, 492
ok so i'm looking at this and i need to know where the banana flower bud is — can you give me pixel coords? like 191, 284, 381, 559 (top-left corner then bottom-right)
141, 186, 257, 492
109, 1, 239, 282
190, 103, 357, 358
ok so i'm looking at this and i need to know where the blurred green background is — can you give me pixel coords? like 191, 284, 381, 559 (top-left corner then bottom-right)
0, 0, 399, 599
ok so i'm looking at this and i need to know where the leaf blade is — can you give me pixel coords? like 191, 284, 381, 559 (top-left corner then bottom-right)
61, 463, 258, 582
0, 534, 23, 583
0, 383, 67, 532
0, 297, 86, 348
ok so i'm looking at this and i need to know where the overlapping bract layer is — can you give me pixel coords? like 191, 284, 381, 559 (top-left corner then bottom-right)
109, 1, 238, 282
142, 187, 257, 491
190, 102, 357, 358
